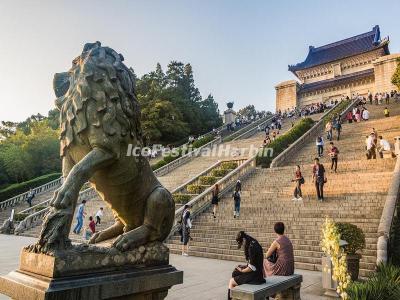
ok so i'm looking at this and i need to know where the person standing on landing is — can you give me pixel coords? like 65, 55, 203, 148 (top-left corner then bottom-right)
312, 158, 327, 201
73, 200, 87, 234
181, 205, 192, 256
211, 184, 219, 219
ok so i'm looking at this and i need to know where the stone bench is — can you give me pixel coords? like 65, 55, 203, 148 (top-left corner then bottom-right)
231, 274, 302, 300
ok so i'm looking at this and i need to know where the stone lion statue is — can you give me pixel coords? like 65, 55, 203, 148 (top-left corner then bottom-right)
31, 42, 175, 254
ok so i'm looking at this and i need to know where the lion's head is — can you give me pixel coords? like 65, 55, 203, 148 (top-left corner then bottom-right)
53, 42, 142, 157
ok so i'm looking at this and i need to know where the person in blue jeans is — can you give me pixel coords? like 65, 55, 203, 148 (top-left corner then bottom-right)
233, 188, 241, 218
73, 200, 87, 234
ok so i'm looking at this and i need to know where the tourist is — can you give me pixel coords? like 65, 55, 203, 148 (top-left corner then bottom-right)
211, 184, 219, 218
384, 107, 390, 117
263, 222, 294, 277
362, 107, 370, 121
385, 92, 390, 104
181, 205, 192, 256
291, 165, 303, 201
334, 119, 342, 141
329, 142, 339, 173
83, 216, 96, 240
325, 121, 333, 141
73, 200, 87, 234
316, 136, 324, 157
378, 136, 392, 159
368, 91, 373, 104
355, 107, 361, 122
232, 187, 241, 218
228, 231, 265, 299
235, 180, 242, 192
26, 188, 35, 207
366, 133, 377, 160
95, 207, 104, 225
346, 111, 353, 123
312, 158, 326, 201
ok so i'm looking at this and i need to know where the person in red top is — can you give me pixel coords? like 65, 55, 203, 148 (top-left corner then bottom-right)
89, 216, 96, 234
329, 142, 339, 173
291, 165, 303, 201
346, 111, 353, 123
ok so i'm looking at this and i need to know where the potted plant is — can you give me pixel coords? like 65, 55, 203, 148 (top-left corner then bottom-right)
336, 222, 366, 281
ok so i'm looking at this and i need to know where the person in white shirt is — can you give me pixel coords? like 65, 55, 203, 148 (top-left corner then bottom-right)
378, 136, 391, 158
95, 207, 104, 225
362, 108, 369, 121
316, 136, 324, 157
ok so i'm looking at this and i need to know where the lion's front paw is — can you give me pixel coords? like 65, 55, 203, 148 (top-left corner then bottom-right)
88, 232, 102, 244
50, 186, 78, 209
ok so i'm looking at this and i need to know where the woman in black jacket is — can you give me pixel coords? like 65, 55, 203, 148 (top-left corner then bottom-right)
228, 231, 265, 299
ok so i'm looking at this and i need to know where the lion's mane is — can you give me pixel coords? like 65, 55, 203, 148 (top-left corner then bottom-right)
55, 42, 141, 156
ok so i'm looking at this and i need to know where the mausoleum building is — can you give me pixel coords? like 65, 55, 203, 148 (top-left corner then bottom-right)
275, 25, 400, 111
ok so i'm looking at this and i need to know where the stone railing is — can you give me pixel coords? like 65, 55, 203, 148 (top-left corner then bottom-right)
231, 116, 274, 141
0, 177, 62, 211
14, 187, 98, 234
223, 116, 272, 142
154, 137, 222, 177
377, 145, 400, 264
169, 155, 257, 237
270, 100, 356, 168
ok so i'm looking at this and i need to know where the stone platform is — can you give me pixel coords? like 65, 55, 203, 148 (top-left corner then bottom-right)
0, 239, 183, 300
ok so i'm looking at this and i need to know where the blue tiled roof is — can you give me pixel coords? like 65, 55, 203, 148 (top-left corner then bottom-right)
289, 25, 389, 72
299, 69, 374, 93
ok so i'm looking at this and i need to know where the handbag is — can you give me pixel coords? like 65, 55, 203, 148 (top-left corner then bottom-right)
267, 251, 278, 263
299, 177, 305, 184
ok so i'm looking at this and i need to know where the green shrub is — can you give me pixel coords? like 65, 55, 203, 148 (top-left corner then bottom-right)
173, 194, 192, 204
256, 118, 314, 168
0, 173, 62, 202
220, 161, 238, 170
323, 100, 350, 124
199, 176, 218, 185
14, 213, 29, 222
347, 263, 400, 300
211, 169, 230, 177
336, 222, 365, 254
187, 184, 206, 194
192, 135, 214, 148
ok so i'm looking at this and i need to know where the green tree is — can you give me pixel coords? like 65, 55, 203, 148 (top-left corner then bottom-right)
392, 58, 400, 90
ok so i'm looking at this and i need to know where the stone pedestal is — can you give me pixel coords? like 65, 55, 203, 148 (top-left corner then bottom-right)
0, 242, 183, 300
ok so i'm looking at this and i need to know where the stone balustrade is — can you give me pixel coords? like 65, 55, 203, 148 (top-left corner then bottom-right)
0, 177, 62, 211
377, 147, 400, 264
14, 187, 98, 234
270, 100, 357, 168
154, 137, 222, 177
231, 116, 274, 141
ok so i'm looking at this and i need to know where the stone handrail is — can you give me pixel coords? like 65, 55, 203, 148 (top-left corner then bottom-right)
223, 116, 272, 142
153, 137, 222, 177
14, 187, 98, 234
0, 177, 62, 211
377, 148, 400, 264
171, 160, 222, 194
270, 100, 356, 168
169, 155, 257, 237
231, 116, 274, 141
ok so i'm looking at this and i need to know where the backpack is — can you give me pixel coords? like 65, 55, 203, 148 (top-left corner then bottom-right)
317, 137, 322, 143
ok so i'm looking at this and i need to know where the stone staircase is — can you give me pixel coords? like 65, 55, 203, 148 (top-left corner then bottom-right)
165, 103, 400, 277
0, 186, 59, 225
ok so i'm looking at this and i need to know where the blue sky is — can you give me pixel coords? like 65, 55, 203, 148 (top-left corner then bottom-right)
0, 0, 399, 122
